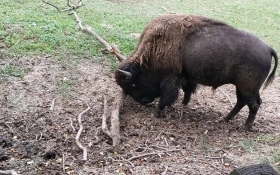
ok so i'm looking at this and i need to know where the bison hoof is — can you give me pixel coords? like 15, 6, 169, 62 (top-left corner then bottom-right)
242, 124, 253, 131
223, 116, 232, 123
152, 109, 166, 118
182, 99, 189, 105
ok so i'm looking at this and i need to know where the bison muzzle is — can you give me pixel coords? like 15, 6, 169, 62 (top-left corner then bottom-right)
115, 14, 278, 130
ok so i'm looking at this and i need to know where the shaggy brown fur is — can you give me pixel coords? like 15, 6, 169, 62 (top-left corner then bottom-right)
128, 15, 226, 73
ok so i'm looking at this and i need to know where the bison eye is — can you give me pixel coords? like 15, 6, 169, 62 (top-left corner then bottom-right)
132, 84, 137, 88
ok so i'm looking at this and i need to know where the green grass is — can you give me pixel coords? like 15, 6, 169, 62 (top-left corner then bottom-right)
239, 134, 280, 172
1, 0, 279, 61
0, 63, 27, 78
56, 79, 75, 97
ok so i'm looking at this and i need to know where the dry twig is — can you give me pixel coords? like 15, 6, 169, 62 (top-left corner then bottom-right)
49, 98, 55, 111
69, 117, 75, 132
161, 6, 176, 14
5, 122, 22, 138
62, 153, 66, 173
218, 88, 234, 107
162, 166, 168, 175
75, 101, 90, 160
127, 149, 180, 161
0, 170, 20, 175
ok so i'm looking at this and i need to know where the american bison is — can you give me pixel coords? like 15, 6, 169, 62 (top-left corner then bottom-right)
115, 14, 278, 130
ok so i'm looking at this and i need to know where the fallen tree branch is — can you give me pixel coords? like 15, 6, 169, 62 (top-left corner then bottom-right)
0, 170, 19, 175
42, 0, 82, 12
43, 0, 126, 61
75, 101, 90, 160
70, 11, 126, 61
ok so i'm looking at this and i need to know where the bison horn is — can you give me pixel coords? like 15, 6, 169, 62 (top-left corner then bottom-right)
117, 69, 132, 79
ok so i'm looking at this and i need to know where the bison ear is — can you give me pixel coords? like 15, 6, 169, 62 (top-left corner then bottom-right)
117, 69, 132, 80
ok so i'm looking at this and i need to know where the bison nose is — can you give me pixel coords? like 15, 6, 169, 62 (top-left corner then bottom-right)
140, 97, 153, 105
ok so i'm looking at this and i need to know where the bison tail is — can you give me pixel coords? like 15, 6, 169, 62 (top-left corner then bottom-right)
263, 48, 278, 89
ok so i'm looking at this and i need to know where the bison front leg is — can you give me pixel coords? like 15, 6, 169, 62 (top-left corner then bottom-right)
152, 76, 180, 118
182, 82, 197, 105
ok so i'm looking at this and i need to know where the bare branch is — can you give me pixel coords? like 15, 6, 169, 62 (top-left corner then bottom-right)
42, 0, 82, 12
75, 101, 90, 160
42, 0, 61, 11
43, 0, 125, 62
0, 170, 20, 175
70, 11, 126, 62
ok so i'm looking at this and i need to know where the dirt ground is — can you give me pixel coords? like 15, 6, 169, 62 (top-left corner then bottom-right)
0, 55, 279, 175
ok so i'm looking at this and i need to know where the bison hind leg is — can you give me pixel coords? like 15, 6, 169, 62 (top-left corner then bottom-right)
224, 87, 262, 130
182, 82, 197, 105
243, 94, 261, 130
224, 88, 246, 122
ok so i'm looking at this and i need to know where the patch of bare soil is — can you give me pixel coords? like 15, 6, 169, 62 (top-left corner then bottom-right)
0, 56, 279, 175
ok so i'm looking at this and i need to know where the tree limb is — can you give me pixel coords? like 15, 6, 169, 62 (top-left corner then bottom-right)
70, 11, 126, 62
42, 0, 82, 12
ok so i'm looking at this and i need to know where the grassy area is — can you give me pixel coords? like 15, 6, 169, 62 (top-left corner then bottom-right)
1, 0, 279, 63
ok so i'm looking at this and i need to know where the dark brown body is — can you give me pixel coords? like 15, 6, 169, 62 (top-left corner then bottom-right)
115, 14, 278, 129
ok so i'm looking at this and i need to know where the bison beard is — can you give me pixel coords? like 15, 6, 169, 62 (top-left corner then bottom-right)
115, 14, 278, 130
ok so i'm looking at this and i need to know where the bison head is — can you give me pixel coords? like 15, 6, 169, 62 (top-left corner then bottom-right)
115, 61, 160, 105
